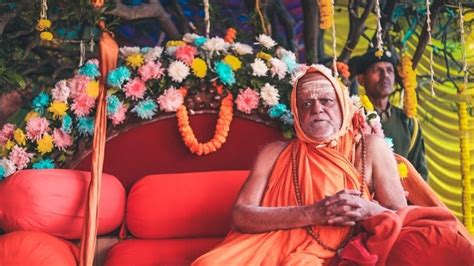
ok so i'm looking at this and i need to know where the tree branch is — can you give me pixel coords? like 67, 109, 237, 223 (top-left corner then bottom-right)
0, 9, 16, 35
107, 0, 181, 40
339, 0, 375, 62
412, 0, 443, 68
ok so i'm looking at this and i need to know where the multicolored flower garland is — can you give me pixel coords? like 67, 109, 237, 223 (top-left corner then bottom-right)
0, 32, 303, 179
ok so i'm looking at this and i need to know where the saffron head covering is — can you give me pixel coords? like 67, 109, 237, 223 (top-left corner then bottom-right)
291, 64, 357, 149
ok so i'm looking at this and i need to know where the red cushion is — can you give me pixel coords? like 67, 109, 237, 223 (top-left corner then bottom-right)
105, 238, 223, 266
0, 231, 79, 265
74, 115, 283, 190
0, 169, 126, 239
126, 170, 248, 238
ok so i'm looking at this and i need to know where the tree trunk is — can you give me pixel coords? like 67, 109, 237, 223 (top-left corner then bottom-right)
301, 0, 320, 64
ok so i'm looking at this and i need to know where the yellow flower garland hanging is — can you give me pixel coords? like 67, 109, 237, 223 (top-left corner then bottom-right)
176, 88, 234, 156
319, 0, 333, 29
398, 55, 418, 118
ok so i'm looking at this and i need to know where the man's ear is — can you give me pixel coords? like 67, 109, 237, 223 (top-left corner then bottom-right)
356, 74, 365, 87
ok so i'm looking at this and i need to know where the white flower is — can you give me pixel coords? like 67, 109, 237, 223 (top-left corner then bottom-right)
270, 58, 288, 80
0, 158, 16, 177
119, 46, 140, 58
232, 42, 253, 55
350, 95, 362, 109
168, 61, 190, 83
202, 37, 229, 55
260, 83, 280, 106
144, 46, 163, 62
51, 80, 70, 102
166, 46, 178, 56
256, 34, 277, 49
251, 58, 268, 77
86, 59, 99, 66
276, 47, 296, 60
183, 33, 201, 43
366, 111, 381, 126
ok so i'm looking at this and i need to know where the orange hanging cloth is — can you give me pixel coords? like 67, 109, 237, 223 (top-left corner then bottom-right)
78, 5, 119, 264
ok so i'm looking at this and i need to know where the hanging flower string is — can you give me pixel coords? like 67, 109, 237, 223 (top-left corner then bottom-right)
426, 0, 435, 96
374, 0, 384, 57
330, 0, 338, 77
176, 88, 233, 156
399, 55, 417, 118
319, 0, 333, 30
457, 2, 472, 233
36, 0, 53, 41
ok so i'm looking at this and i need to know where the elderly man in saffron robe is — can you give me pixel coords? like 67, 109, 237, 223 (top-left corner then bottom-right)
193, 65, 473, 265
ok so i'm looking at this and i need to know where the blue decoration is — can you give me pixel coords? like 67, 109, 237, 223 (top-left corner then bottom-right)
107, 66, 131, 88
132, 99, 157, 119
215, 62, 235, 86
107, 95, 121, 115
77, 117, 95, 136
32, 92, 50, 113
385, 137, 394, 151
0, 166, 5, 180
282, 55, 298, 73
61, 114, 73, 134
78, 63, 101, 78
194, 37, 207, 47
268, 103, 287, 118
280, 110, 294, 126
32, 159, 55, 169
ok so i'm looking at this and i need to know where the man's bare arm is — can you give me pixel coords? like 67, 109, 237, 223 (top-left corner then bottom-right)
232, 141, 338, 233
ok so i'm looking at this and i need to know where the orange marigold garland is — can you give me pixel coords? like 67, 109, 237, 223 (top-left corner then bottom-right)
176, 90, 233, 156
398, 55, 418, 118
224, 28, 237, 43
319, 0, 333, 30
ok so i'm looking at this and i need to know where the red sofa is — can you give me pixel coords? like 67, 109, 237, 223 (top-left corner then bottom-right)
105, 170, 249, 265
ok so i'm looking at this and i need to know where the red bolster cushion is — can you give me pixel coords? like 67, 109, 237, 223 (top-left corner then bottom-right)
0, 169, 126, 239
0, 231, 79, 265
126, 170, 249, 239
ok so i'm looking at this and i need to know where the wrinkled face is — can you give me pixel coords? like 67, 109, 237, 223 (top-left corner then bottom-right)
358, 61, 395, 99
296, 73, 342, 141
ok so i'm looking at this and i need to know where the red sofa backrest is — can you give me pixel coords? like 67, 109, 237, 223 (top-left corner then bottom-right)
125, 170, 249, 239
74, 114, 283, 190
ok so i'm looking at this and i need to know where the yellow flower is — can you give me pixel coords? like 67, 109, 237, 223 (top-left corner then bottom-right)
191, 58, 207, 78
14, 129, 26, 146
40, 31, 54, 41
374, 49, 384, 58
319, 0, 333, 29
36, 19, 51, 31
47, 101, 69, 119
5, 140, 14, 150
256, 52, 272, 61
37, 134, 54, 155
223, 55, 242, 71
400, 55, 417, 118
361, 95, 374, 111
398, 162, 408, 179
166, 40, 185, 47
25, 111, 40, 122
86, 80, 100, 98
126, 53, 144, 68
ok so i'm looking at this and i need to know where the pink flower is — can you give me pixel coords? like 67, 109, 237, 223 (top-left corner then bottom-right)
138, 61, 165, 81
26, 117, 50, 141
71, 94, 96, 117
123, 78, 147, 100
9, 145, 33, 170
51, 80, 71, 102
157, 87, 184, 112
109, 104, 127, 125
53, 128, 73, 151
235, 88, 260, 114
175, 45, 197, 65
0, 124, 15, 145
68, 75, 91, 98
